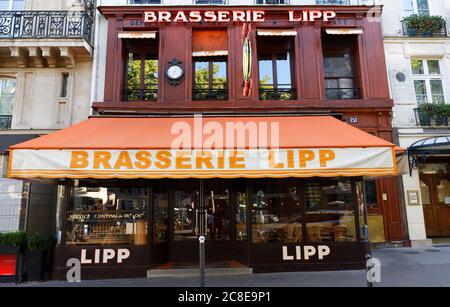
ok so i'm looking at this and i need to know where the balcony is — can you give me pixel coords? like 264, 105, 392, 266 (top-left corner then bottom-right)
0, 115, 12, 130
259, 85, 296, 101
125, 87, 158, 102
0, 10, 94, 45
402, 17, 448, 38
326, 88, 361, 100
415, 107, 450, 127
193, 87, 228, 101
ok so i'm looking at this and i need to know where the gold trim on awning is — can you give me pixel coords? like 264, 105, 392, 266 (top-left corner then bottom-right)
325, 28, 364, 35
192, 50, 229, 57
118, 31, 157, 39
257, 29, 297, 36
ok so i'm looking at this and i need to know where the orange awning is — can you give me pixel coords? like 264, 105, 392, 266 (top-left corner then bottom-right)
8, 116, 398, 180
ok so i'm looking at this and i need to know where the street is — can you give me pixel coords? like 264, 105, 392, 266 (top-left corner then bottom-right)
3, 245, 450, 287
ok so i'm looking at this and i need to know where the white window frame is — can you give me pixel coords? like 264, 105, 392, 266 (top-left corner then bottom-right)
411, 59, 446, 105
403, 0, 431, 17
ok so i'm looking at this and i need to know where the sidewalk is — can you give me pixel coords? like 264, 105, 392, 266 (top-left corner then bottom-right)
3, 246, 450, 287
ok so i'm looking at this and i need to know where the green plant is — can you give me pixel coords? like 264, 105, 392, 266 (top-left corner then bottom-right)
402, 15, 445, 34
0, 231, 26, 247
26, 233, 54, 253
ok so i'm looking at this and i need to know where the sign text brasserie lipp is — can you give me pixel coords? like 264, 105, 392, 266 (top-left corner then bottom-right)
144, 10, 337, 23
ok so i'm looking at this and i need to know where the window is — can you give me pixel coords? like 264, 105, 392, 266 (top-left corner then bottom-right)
252, 181, 303, 244
192, 29, 228, 101
125, 39, 159, 101
411, 59, 445, 104
323, 35, 360, 99
304, 180, 358, 243
60, 73, 70, 98
257, 35, 295, 100
65, 182, 149, 246
0, 78, 15, 130
0, 0, 24, 10
193, 58, 228, 100
403, 0, 430, 17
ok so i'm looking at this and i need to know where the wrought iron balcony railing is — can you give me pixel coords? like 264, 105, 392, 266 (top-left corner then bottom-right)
0, 115, 12, 130
316, 0, 377, 5
326, 88, 361, 100
193, 86, 228, 101
259, 85, 296, 101
0, 10, 94, 45
402, 20, 448, 37
414, 107, 449, 127
125, 87, 158, 101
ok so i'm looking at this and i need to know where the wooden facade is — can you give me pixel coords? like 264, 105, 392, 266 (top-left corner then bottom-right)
93, 5, 405, 242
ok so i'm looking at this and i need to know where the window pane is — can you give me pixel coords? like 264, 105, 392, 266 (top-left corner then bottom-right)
420, 180, 431, 205
259, 59, 273, 87
173, 189, 199, 241
414, 80, 428, 104
427, 60, 441, 75
66, 185, 149, 246
430, 79, 445, 104
144, 56, 158, 87
252, 183, 302, 244
364, 180, 378, 206
305, 180, 357, 243
212, 61, 227, 89
194, 61, 209, 89
0, 0, 9, 10
236, 192, 247, 241
437, 180, 450, 204
12, 0, 24, 10
411, 59, 424, 75
403, 0, 414, 16
153, 191, 168, 243
416, 0, 430, 16
324, 51, 353, 78
0, 79, 16, 115
127, 53, 141, 89
276, 52, 291, 87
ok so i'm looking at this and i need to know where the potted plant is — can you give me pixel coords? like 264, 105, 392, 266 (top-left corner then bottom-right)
0, 231, 26, 283
25, 233, 54, 282
402, 15, 445, 37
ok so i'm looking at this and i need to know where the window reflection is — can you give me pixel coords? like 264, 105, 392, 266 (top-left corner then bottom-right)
305, 180, 357, 243
66, 184, 148, 246
252, 182, 302, 244
420, 180, 431, 205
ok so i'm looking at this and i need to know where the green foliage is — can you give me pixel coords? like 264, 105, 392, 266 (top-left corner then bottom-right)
402, 15, 445, 34
421, 104, 450, 123
0, 231, 26, 247
26, 233, 54, 253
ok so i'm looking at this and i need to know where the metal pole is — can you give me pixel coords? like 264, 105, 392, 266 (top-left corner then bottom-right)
199, 236, 206, 288
362, 180, 374, 288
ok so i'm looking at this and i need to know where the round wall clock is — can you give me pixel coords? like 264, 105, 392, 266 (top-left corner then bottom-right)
165, 58, 185, 86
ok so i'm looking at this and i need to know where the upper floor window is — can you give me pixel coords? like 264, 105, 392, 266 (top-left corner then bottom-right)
0, 0, 24, 10
125, 39, 159, 101
0, 78, 15, 130
256, 0, 289, 4
404, 0, 430, 17
192, 29, 228, 101
257, 33, 296, 100
127, 0, 161, 4
412, 59, 445, 104
323, 34, 360, 100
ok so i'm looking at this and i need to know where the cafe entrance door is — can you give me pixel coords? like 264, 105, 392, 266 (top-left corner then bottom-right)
150, 179, 249, 267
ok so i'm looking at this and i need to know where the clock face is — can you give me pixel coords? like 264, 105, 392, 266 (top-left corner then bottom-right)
166, 65, 183, 80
